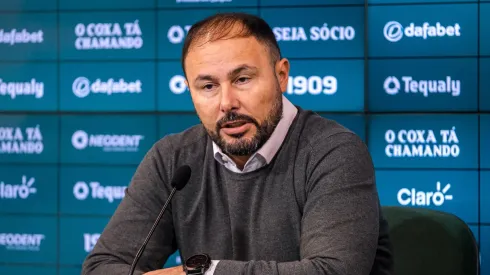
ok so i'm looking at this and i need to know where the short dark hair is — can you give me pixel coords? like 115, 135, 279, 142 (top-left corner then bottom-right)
181, 12, 282, 76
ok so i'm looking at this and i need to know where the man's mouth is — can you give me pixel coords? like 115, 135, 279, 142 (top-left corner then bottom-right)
222, 120, 248, 128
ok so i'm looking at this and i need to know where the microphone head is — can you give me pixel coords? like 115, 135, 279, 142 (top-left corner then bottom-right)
171, 165, 191, 191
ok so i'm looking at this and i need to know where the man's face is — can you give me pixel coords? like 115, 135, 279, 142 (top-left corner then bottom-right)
184, 31, 290, 157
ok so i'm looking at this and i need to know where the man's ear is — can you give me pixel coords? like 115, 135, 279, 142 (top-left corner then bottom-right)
275, 58, 290, 93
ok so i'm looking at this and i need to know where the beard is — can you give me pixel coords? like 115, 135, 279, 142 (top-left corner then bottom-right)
206, 86, 283, 157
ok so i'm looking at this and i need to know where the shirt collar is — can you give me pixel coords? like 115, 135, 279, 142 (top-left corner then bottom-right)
212, 95, 298, 169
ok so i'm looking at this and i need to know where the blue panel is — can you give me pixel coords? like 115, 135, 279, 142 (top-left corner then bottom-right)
59, 11, 155, 60
261, 7, 364, 58
368, 58, 478, 112
59, 267, 83, 275
368, 114, 479, 169
60, 115, 157, 165
481, 58, 490, 111
285, 60, 364, 112
158, 9, 258, 59
0, 265, 57, 274
262, 0, 363, 6
481, 4, 490, 56
0, 215, 57, 264
319, 114, 366, 142
0, 115, 59, 164
60, 0, 154, 10
0, 13, 57, 61
0, 63, 57, 111
59, 217, 110, 265
59, 62, 155, 111
0, 165, 58, 215
376, 170, 478, 224
158, 61, 194, 111
482, 115, 490, 169
159, 114, 201, 138
368, 4, 478, 57
368, 0, 474, 3
159, 0, 258, 8
482, 172, 490, 223
60, 166, 136, 215
0, 0, 56, 11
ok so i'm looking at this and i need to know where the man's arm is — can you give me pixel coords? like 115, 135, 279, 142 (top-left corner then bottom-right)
212, 132, 382, 275
82, 140, 178, 275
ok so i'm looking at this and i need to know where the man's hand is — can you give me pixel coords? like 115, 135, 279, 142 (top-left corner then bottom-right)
143, 265, 186, 275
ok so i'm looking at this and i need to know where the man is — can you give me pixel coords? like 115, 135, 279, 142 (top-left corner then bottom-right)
82, 12, 394, 275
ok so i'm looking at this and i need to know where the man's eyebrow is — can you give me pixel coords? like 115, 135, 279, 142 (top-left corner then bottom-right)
194, 74, 218, 83
227, 65, 258, 79
193, 65, 258, 83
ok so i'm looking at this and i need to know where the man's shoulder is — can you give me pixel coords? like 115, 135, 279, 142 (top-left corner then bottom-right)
298, 111, 362, 147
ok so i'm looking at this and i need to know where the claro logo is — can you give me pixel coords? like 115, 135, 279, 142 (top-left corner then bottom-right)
0, 175, 36, 200
397, 181, 453, 206
383, 21, 461, 42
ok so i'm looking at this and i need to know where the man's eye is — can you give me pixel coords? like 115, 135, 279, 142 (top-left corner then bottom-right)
236, 77, 250, 84
202, 84, 214, 90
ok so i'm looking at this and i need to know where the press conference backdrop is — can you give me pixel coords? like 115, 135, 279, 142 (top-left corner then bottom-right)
0, 0, 488, 274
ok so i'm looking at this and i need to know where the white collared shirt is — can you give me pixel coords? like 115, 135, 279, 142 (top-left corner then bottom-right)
212, 95, 298, 173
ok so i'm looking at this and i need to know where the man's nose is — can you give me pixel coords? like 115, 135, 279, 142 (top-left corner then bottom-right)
220, 85, 240, 112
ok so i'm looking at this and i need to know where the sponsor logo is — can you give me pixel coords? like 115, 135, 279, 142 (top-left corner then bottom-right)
0, 175, 36, 199
398, 181, 453, 206
74, 21, 143, 50
0, 29, 44, 45
169, 75, 188, 94
383, 21, 461, 42
167, 25, 192, 44
71, 130, 144, 152
73, 181, 126, 203
0, 78, 44, 99
383, 76, 460, 97
0, 126, 44, 155
273, 24, 356, 42
286, 75, 338, 95
384, 127, 460, 158
0, 233, 45, 251
72, 77, 142, 98
83, 233, 100, 253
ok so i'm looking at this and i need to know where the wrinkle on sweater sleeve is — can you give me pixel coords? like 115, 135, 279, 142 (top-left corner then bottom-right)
213, 132, 381, 275
81, 140, 178, 275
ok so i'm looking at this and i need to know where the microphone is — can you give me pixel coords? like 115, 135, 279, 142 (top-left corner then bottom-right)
128, 165, 192, 275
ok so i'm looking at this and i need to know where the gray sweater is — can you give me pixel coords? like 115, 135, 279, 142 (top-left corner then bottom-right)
82, 107, 394, 275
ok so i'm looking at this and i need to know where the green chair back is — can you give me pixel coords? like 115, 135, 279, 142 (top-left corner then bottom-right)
382, 206, 480, 275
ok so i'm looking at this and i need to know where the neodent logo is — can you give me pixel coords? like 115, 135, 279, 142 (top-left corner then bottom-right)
72, 77, 142, 98
0, 175, 36, 200
397, 181, 453, 206
71, 130, 144, 152
0, 78, 44, 99
75, 21, 143, 50
286, 75, 337, 95
73, 181, 126, 203
384, 76, 461, 97
0, 29, 44, 45
0, 233, 45, 251
383, 21, 461, 42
